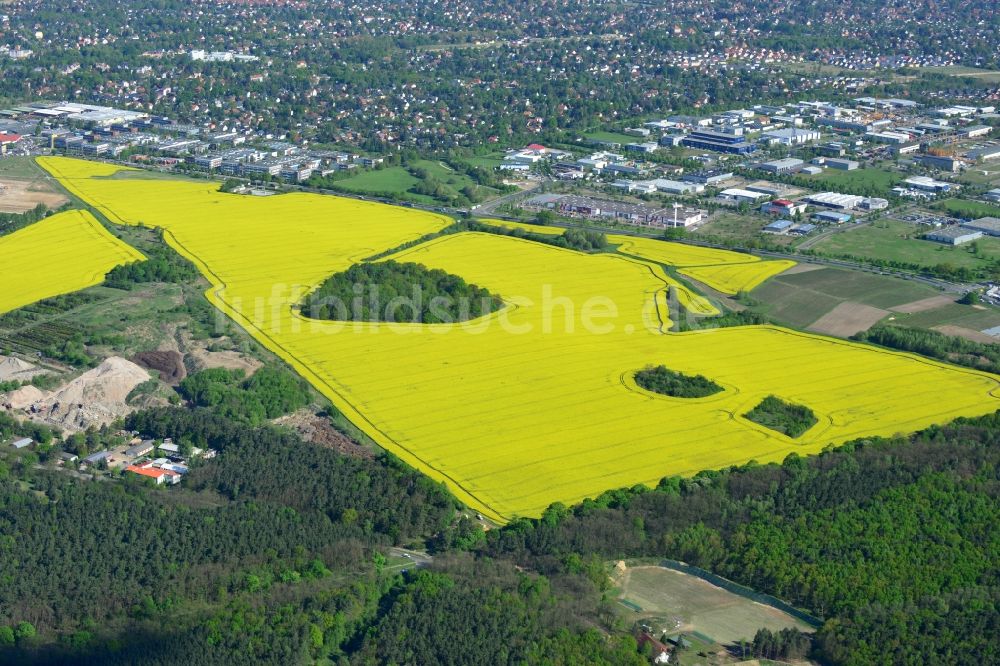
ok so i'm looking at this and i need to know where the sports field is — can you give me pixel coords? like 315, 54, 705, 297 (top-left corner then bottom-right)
0, 208, 145, 316
40, 157, 1000, 522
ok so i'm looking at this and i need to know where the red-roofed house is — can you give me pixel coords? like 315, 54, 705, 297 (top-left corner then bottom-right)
637, 633, 671, 664
125, 464, 181, 485
0, 133, 21, 155
526, 143, 548, 152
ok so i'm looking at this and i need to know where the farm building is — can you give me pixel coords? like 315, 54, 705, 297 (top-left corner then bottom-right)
985, 189, 1000, 203
814, 211, 853, 224
925, 227, 983, 246
962, 218, 1000, 237
10, 437, 33, 449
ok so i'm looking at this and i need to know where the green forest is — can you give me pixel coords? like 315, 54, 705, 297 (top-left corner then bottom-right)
2, 399, 998, 663
743, 395, 818, 438
634, 365, 723, 398
301, 260, 502, 323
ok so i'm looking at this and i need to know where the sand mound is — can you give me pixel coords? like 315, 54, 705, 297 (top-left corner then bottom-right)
24, 357, 151, 430
5, 385, 47, 410
0, 355, 48, 382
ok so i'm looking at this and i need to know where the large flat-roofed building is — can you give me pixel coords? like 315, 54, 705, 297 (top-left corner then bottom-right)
758, 157, 805, 174
985, 189, 1000, 203
763, 219, 794, 233
925, 227, 982, 245
968, 146, 1000, 162
825, 158, 859, 171
804, 192, 865, 210
918, 154, 964, 172
719, 188, 767, 204
682, 129, 756, 154
761, 199, 808, 216
962, 217, 1000, 237
682, 170, 734, 185
760, 128, 821, 146
814, 210, 853, 224
963, 125, 992, 139
904, 176, 957, 193
860, 197, 889, 210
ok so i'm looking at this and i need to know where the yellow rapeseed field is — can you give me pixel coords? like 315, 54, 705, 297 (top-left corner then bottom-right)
40, 157, 1000, 522
481, 218, 795, 295
0, 208, 145, 316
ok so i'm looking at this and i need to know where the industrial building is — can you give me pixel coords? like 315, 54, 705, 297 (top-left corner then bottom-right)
681, 129, 756, 154
760, 128, 821, 146
719, 188, 766, 204
866, 131, 913, 144
763, 219, 794, 234
804, 192, 865, 210
825, 158, 859, 171
918, 154, 964, 172
904, 176, 957, 193
962, 126, 992, 139
925, 227, 983, 245
961, 217, 1000, 237
758, 157, 804, 174
814, 211, 853, 224
682, 170, 734, 185
967, 146, 1000, 162
859, 198, 889, 211
761, 199, 808, 216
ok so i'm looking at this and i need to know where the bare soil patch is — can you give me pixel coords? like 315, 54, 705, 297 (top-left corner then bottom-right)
889, 295, 956, 314
133, 350, 187, 384
807, 301, 888, 337
274, 409, 374, 459
0, 178, 68, 213
777, 263, 825, 276
932, 324, 999, 344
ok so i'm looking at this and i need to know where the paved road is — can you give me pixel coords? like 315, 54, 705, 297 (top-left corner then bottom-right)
387, 547, 433, 568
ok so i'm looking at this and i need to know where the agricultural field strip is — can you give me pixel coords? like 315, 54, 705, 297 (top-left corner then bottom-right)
480, 219, 794, 294
40, 158, 1000, 522
0, 208, 146, 317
